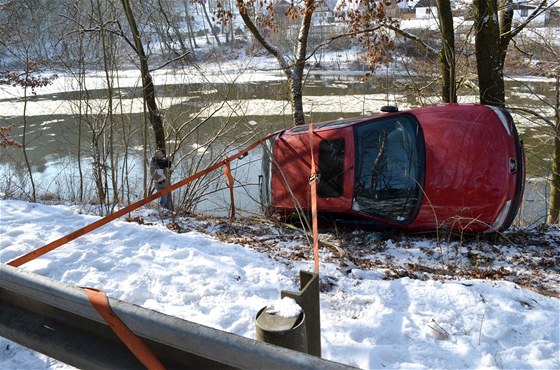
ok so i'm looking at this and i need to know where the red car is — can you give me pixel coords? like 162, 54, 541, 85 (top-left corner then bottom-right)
260, 104, 525, 233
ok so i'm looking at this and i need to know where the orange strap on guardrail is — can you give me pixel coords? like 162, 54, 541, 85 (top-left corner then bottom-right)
7, 133, 276, 268
84, 287, 165, 370
308, 123, 320, 274
224, 159, 235, 221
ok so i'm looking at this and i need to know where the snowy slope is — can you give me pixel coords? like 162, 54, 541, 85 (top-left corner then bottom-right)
0, 199, 559, 369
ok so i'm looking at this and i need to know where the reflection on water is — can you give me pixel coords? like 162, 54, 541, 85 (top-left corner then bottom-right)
0, 74, 556, 225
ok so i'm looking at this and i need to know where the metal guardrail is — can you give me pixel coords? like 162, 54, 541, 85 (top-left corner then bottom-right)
0, 265, 355, 370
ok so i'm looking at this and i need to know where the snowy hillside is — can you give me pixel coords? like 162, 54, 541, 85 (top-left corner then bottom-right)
1, 200, 558, 369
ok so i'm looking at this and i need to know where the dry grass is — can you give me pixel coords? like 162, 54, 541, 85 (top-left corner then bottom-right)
150, 214, 560, 298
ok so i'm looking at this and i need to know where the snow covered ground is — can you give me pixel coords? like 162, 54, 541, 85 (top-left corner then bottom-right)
0, 199, 558, 369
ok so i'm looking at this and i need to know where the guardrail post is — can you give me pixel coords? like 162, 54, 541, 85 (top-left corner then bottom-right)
281, 270, 321, 357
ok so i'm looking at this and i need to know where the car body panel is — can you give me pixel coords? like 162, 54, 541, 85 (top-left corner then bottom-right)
411, 105, 521, 231
271, 127, 355, 212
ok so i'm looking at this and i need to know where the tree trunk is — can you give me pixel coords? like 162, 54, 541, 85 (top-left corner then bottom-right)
103, 46, 119, 209
437, 0, 456, 103
548, 74, 560, 224
183, 0, 198, 54
498, 0, 513, 65
21, 68, 36, 202
473, 0, 505, 107
121, 0, 167, 153
77, 47, 85, 203
288, 75, 306, 126
201, 0, 221, 46
293, 0, 314, 125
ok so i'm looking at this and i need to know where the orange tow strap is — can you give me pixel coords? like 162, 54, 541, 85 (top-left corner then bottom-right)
308, 123, 320, 274
223, 159, 235, 221
84, 287, 165, 370
7, 133, 276, 267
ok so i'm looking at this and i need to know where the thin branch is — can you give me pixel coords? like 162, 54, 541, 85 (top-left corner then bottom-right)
115, 19, 139, 55
306, 25, 383, 60
148, 52, 190, 72
382, 23, 439, 55
503, 0, 559, 41
507, 107, 556, 129
236, 1, 291, 72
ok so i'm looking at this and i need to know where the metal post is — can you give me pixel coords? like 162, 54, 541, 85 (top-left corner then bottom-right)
281, 270, 321, 357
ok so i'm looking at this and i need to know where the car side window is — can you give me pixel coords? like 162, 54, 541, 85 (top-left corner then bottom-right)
318, 138, 345, 198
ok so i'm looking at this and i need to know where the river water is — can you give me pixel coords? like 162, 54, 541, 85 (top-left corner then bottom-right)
0, 69, 556, 226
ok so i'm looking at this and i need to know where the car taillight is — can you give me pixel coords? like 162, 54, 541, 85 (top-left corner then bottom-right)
490, 200, 512, 232
488, 106, 512, 136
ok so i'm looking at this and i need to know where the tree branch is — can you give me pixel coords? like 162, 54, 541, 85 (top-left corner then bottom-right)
503, 0, 558, 41
507, 106, 555, 129
148, 52, 191, 72
236, 1, 291, 72
382, 23, 439, 56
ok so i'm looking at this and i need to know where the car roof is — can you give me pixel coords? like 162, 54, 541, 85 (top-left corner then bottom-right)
288, 114, 384, 134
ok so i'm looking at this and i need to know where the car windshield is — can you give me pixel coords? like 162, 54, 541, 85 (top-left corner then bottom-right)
352, 114, 424, 223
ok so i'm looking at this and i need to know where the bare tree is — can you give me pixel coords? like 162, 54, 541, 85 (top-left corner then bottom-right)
0, 1, 58, 202
473, 0, 505, 106
194, 0, 222, 46
231, 0, 390, 126
183, 0, 200, 54
473, 0, 557, 106
120, 0, 168, 153
231, 0, 316, 125
551, 73, 560, 224
372, 0, 457, 103
506, 25, 560, 224
436, 0, 456, 102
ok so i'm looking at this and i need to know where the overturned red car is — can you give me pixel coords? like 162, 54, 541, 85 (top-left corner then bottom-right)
260, 104, 525, 233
